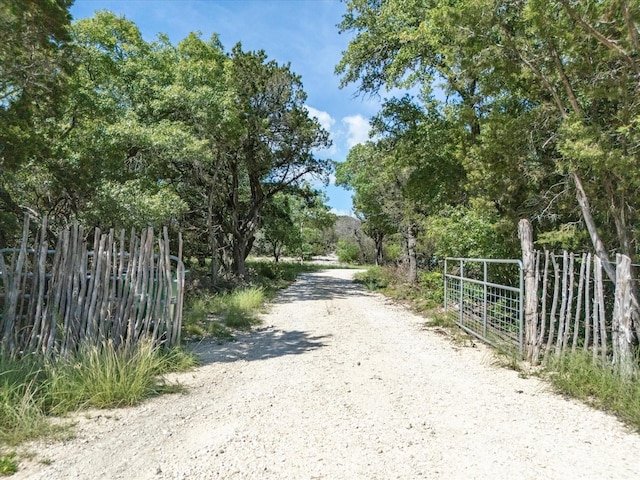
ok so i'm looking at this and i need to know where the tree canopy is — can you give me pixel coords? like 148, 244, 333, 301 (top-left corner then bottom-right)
0, 4, 332, 281
337, 0, 640, 271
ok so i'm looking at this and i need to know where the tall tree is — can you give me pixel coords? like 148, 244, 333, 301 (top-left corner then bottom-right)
218, 45, 332, 277
0, 0, 75, 244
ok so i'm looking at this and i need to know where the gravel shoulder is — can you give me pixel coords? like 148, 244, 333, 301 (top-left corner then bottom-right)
14, 269, 640, 479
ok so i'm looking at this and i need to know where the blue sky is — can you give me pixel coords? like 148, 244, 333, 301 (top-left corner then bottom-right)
70, 0, 384, 216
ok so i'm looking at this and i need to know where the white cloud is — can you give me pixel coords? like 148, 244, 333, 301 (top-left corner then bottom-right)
330, 208, 354, 218
304, 105, 338, 156
304, 105, 336, 132
342, 115, 371, 148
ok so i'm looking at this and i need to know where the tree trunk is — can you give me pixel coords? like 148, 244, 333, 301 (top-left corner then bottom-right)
572, 173, 616, 281
373, 230, 384, 266
232, 234, 250, 279
519, 219, 539, 363
612, 254, 637, 379
207, 191, 219, 285
406, 223, 417, 284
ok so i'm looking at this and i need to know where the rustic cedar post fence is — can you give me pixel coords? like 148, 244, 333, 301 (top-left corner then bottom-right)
0, 216, 185, 358
519, 219, 637, 376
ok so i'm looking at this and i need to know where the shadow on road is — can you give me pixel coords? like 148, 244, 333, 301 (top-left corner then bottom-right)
189, 328, 331, 364
188, 271, 366, 365
274, 271, 368, 304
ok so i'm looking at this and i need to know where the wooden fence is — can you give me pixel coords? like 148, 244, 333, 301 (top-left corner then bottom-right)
0, 216, 185, 358
519, 219, 637, 375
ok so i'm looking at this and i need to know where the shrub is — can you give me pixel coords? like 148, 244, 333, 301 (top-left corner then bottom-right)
353, 266, 392, 290
418, 270, 444, 306
336, 239, 361, 264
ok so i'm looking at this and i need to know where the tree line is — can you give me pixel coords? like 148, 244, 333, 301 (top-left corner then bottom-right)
1, 0, 335, 281
335, 1, 639, 274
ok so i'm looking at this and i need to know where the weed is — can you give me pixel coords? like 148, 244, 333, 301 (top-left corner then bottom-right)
44, 340, 181, 413
543, 351, 640, 431
0, 453, 17, 476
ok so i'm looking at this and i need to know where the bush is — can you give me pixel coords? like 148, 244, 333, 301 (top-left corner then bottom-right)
353, 266, 392, 290
336, 239, 361, 264
418, 270, 444, 307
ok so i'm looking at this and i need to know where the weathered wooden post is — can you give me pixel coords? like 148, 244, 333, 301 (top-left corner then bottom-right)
519, 219, 539, 363
612, 254, 636, 379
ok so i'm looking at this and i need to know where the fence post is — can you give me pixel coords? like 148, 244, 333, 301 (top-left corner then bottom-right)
612, 253, 636, 379
519, 219, 538, 363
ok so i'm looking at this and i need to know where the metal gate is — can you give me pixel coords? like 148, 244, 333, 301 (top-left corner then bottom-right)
444, 258, 523, 355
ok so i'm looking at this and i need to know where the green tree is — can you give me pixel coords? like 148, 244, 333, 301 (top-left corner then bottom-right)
217, 45, 332, 277
258, 186, 335, 262
336, 142, 395, 266
0, 0, 75, 245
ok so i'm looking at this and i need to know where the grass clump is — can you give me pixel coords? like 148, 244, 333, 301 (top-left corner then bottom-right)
0, 341, 192, 453
183, 287, 264, 338
353, 266, 392, 290
543, 351, 640, 430
0, 453, 17, 476
225, 287, 264, 329
0, 357, 57, 446
44, 340, 185, 414
183, 260, 332, 340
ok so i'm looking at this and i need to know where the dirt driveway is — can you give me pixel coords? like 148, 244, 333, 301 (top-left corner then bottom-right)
14, 269, 640, 479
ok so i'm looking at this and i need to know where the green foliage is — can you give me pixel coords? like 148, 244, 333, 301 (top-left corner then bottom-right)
0, 358, 54, 446
44, 341, 184, 413
535, 225, 589, 251
338, 0, 640, 279
0, 341, 189, 452
544, 352, 640, 431
353, 266, 392, 290
183, 287, 263, 334
1, 9, 334, 280
426, 203, 514, 260
83, 180, 188, 231
224, 288, 264, 329
0, 453, 17, 476
336, 239, 361, 264
355, 265, 446, 311
418, 271, 444, 306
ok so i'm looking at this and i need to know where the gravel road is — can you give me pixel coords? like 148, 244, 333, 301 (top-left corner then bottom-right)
14, 269, 640, 479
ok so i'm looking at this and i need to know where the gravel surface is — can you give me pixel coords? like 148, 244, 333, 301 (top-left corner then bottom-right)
14, 269, 640, 479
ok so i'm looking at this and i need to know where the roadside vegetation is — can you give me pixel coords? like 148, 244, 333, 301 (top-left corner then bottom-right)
0, 340, 195, 471
182, 259, 337, 342
0, 258, 332, 472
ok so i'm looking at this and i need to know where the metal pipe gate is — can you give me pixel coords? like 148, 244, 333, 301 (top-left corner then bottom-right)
444, 258, 524, 356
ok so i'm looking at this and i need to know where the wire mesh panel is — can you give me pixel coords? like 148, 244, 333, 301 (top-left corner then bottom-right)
444, 258, 523, 355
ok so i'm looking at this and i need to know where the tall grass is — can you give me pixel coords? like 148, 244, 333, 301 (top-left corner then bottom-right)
44, 340, 188, 414
544, 351, 640, 430
0, 342, 195, 449
225, 287, 264, 329
0, 358, 53, 446
183, 287, 264, 337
